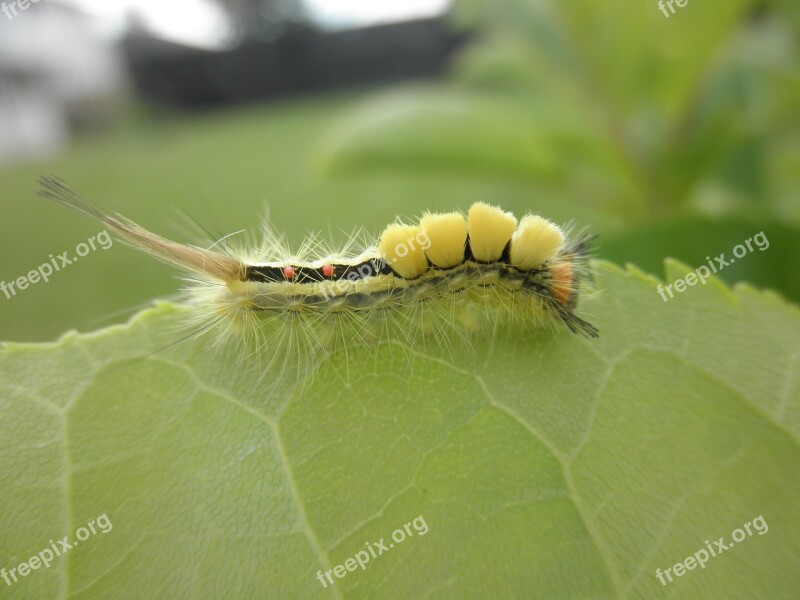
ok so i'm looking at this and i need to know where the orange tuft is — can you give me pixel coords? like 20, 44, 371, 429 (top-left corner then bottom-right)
551, 263, 573, 305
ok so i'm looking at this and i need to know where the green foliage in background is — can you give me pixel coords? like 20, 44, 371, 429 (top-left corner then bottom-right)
318, 0, 800, 301
1, 263, 798, 599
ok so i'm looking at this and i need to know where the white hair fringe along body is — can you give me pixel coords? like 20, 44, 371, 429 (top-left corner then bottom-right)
39, 177, 597, 372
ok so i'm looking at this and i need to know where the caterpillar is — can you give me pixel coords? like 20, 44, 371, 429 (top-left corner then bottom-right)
38, 177, 597, 375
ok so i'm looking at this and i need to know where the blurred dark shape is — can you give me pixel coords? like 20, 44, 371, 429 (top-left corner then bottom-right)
218, 0, 308, 40
121, 17, 468, 110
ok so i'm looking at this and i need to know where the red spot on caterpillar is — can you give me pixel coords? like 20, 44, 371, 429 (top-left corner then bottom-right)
322, 264, 334, 277
282, 266, 295, 280
550, 263, 573, 305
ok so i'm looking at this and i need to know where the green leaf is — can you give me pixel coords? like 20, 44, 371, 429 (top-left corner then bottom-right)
323, 2, 797, 221
598, 217, 800, 304
316, 87, 565, 182
315, 87, 643, 216
453, 0, 756, 118
1, 261, 798, 598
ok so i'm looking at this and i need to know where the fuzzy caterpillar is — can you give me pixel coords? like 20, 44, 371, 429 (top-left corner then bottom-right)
38, 177, 597, 376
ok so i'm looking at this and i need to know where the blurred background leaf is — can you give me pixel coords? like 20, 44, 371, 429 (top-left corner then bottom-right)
316, 0, 800, 302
